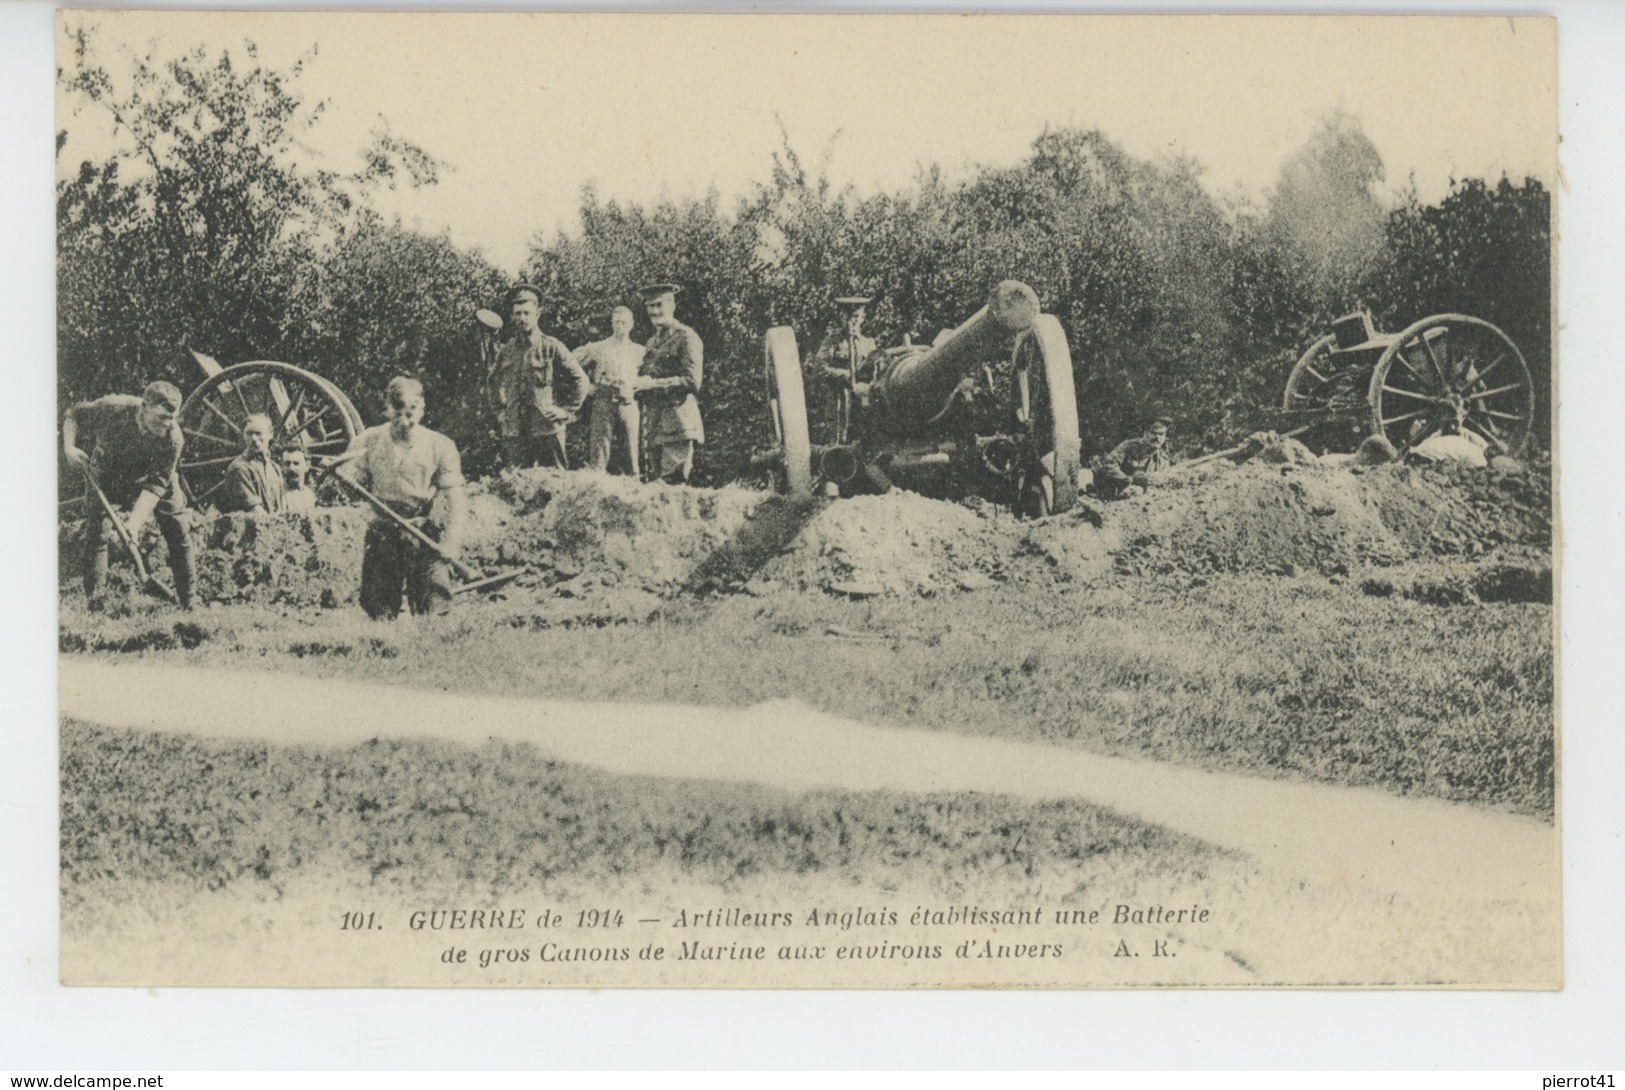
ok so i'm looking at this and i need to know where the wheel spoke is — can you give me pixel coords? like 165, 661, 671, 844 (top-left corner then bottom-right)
1479, 408, 1525, 422
1381, 384, 1436, 403
183, 427, 239, 449
1381, 408, 1431, 427
277, 385, 309, 434
1393, 349, 1435, 390
1303, 363, 1329, 384
229, 376, 253, 421
1469, 382, 1525, 401
201, 396, 243, 435
1418, 331, 1450, 386
286, 403, 336, 440
305, 437, 350, 450
190, 475, 234, 504
1467, 353, 1507, 386
180, 454, 241, 469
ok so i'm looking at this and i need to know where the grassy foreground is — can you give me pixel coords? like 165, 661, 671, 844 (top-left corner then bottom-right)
61, 718, 1227, 903
59, 567, 1555, 818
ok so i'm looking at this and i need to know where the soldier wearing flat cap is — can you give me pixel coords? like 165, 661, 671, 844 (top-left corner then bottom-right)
634, 282, 704, 484
487, 284, 592, 470
62, 381, 195, 609
812, 295, 879, 444
1094, 415, 1172, 499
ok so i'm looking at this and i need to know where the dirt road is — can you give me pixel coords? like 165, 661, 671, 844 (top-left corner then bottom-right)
61, 658, 1557, 911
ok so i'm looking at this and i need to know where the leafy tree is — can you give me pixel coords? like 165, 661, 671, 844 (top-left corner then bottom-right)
57, 25, 444, 410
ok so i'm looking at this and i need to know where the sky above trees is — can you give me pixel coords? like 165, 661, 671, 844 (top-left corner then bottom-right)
55, 11, 1556, 274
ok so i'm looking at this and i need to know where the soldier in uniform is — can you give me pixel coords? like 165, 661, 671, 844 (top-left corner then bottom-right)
812, 295, 878, 444
635, 282, 704, 484
1094, 416, 1172, 499
487, 284, 591, 470
574, 305, 646, 476
340, 377, 467, 620
215, 413, 286, 514
61, 381, 195, 609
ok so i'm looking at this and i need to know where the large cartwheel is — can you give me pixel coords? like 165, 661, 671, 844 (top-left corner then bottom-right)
1284, 311, 1536, 456
176, 359, 365, 508
760, 280, 1081, 516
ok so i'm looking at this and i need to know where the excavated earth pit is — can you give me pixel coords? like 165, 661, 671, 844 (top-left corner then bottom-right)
58, 455, 1552, 618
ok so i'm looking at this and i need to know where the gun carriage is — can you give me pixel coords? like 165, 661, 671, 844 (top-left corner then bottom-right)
761, 280, 1082, 517
174, 353, 365, 507
1282, 311, 1535, 456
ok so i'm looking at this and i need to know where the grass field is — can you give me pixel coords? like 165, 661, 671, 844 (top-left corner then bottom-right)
59, 562, 1555, 819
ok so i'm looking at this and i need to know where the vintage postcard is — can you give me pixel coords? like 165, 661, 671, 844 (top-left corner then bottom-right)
55, 10, 1558, 988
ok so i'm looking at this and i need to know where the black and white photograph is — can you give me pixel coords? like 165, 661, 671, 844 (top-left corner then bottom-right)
49, 9, 1562, 991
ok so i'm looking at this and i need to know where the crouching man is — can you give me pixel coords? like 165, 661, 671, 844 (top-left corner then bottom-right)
1094, 416, 1171, 499
340, 377, 466, 620
62, 381, 195, 610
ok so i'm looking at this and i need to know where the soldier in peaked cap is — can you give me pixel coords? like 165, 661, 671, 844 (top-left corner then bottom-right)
634, 282, 704, 484
62, 380, 195, 609
1094, 415, 1172, 499
487, 284, 591, 470
812, 294, 879, 444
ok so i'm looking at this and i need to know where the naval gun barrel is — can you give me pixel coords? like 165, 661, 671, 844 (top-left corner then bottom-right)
869, 280, 1040, 436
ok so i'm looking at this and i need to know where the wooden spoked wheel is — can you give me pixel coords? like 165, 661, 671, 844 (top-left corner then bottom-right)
1012, 313, 1081, 517
763, 327, 813, 498
177, 361, 364, 507
1368, 315, 1534, 456
1284, 333, 1342, 411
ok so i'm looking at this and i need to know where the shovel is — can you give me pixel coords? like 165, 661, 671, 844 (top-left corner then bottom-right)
82, 474, 180, 604
326, 469, 532, 595
1172, 425, 1312, 474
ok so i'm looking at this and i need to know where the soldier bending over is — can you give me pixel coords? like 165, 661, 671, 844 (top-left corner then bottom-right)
62, 381, 195, 610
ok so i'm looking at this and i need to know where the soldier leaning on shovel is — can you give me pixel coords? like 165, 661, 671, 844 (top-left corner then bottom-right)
62, 381, 195, 611
337, 376, 468, 620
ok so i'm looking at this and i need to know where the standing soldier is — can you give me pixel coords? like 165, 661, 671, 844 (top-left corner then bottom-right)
812, 295, 878, 443
574, 305, 646, 476
61, 381, 195, 610
487, 284, 591, 470
635, 282, 704, 484
339, 377, 467, 620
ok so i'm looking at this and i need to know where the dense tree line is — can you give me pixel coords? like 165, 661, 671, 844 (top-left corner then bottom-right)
59, 34, 1552, 487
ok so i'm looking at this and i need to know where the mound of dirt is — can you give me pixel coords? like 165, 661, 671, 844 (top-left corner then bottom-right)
479, 469, 761, 590
1105, 460, 1550, 579
58, 508, 372, 609
752, 492, 1011, 596
193, 509, 371, 607
58, 455, 1552, 611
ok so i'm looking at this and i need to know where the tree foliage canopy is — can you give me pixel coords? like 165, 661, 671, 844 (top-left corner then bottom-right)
59, 33, 1552, 482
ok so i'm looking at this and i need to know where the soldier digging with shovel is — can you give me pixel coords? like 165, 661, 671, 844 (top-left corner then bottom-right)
62, 381, 194, 610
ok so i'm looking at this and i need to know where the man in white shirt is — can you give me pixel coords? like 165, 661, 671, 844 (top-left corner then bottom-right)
574, 305, 645, 476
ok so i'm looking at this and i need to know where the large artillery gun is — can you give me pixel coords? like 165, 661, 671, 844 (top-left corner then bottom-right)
761, 280, 1082, 516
